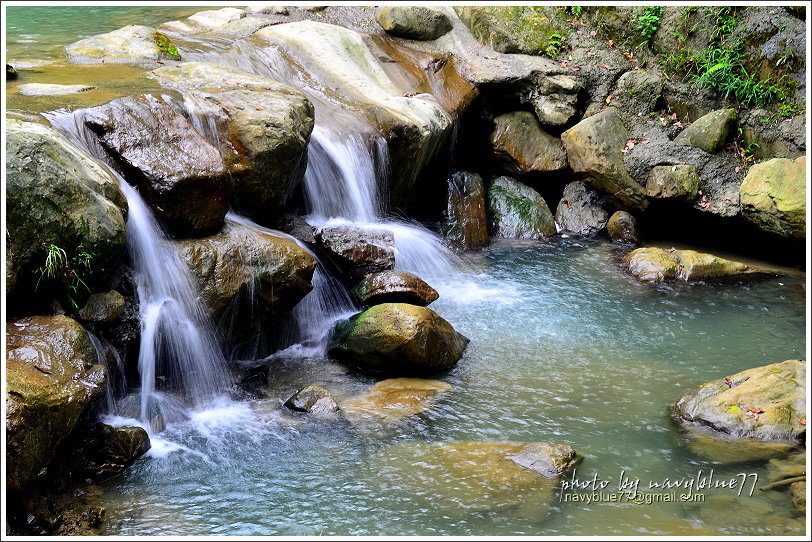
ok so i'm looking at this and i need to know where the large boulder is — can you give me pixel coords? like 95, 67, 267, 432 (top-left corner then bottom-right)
561, 108, 649, 212
66, 25, 182, 64
250, 21, 453, 209
490, 111, 567, 174
487, 176, 556, 239
646, 165, 700, 200
328, 303, 469, 376
342, 378, 451, 424
65, 423, 151, 481
554, 181, 609, 236
351, 270, 439, 307
375, 6, 453, 40
674, 108, 737, 154
316, 226, 395, 283
5, 119, 127, 299
624, 247, 757, 282
740, 157, 805, 239
611, 70, 664, 118
150, 62, 315, 223
6, 316, 107, 492
673, 360, 806, 442
374, 440, 579, 515
78, 291, 125, 323
453, 6, 569, 57
445, 171, 489, 250
172, 221, 316, 342
83, 95, 230, 236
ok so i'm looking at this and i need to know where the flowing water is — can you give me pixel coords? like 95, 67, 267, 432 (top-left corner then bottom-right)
9, 6, 808, 537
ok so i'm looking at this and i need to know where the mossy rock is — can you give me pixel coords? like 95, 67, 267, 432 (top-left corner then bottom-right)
454, 6, 569, 56
646, 165, 700, 200
328, 303, 469, 376
740, 156, 805, 239
624, 247, 758, 282
673, 360, 806, 442
488, 176, 556, 239
154, 32, 181, 61
674, 108, 737, 154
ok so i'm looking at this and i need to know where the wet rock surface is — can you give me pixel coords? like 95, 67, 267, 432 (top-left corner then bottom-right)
352, 270, 439, 307
284, 384, 340, 414
316, 226, 396, 283
6, 316, 107, 492
607, 211, 641, 245
83, 94, 230, 236
624, 247, 758, 282
78, 291, 125, 323
673, 359, 806, 441
555, 181, 609, 236
445, 171, 489, 250
342, 378, 451, 424
328, 303, 469, 376
488, 176, 556, 239
740, 157, 806, 239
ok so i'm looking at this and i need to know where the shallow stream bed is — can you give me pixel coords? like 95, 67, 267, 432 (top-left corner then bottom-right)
99, 239, 806, 536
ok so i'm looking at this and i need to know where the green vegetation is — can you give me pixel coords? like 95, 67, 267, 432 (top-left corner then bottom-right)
661, 7, 796, 107
637, 6, 664, 43
35, 243, 94, 311
155, 31, 181, 61
569, 6, 583, 18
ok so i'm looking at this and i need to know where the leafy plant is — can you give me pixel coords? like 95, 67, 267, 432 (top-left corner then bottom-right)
35, 243, 94, 311
569, 6, 583, 18
637, 6, 664, 43
545, 32, 565, 57
155, 31, 181, 61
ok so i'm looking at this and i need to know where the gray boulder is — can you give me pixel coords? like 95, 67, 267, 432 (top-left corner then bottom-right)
612, 70, 663, 118
561, 108, 649, 212
66, 25, 182, 64
376, 6, 453, 40
83, 94, 230, 236
555, 181, 609, 236
284, 384, 340, 414
488, 176, 556, 239
316, 226, 396, 282
151, 62, 315, 223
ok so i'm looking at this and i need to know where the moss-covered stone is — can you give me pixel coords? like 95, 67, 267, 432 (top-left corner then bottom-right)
375, 6, 452, 40
488, 176, 556, 239
5, 119, 127, 300
674, 108, 737, 153
607, 211, 641, 245
673, 359, 806, 441
78, 291, 125, 323
646, 165, 700, 200
328, 303, 469, 376
154, 32, 181, 60
740, 156, 805, 239
624, 247, 757, 282
454, 6, 569, 56
6, 316, 107, 492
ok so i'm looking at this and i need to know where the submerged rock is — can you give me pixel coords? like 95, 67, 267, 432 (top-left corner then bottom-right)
740, 156, 806, 239
673, 359, 806, 441
83, 94, 230, 236
151, 62, 315, 223
78, 291, 125, 323
646, 165, 700, 200
284, 385, 340, 414
488, 176, 556, 239
352, 270, 439, 307
7, 63, 17, 80
624, 247, 757, 282
679, 424, 796, 464
173, 221, 316, 343
555, 181, 609, 236
445, 171, 489, 250
674, 108, 737, 154
69, 423, 151, 481
791, 481, 806, 514
561, 108, 649, 212
374, 440, 579, 515
17, 83, 95, 96
490, 111, 567, 174
66, 25, 182, 64
316, 226, 395, 283
342, 378, 450, 424
375, 6, 453, 40
607, 211, 641, 245
6, 119, 127, 298
328, 303, 469, 376
6, 316, 107, 492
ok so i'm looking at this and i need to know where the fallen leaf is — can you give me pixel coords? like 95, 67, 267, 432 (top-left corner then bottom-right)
590, 30, 596, 37
601, 64, 612, 70
586, 51, 596, 56
606, 94, 613, 104
800, 417, 806, 426
607, 39, 615, 47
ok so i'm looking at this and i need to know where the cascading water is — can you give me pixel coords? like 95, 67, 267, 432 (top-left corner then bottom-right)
44, 110, 231, 430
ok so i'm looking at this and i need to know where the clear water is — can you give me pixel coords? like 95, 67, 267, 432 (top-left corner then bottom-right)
99, 239, 806, 536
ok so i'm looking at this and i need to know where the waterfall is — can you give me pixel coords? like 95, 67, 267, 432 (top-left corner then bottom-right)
44, 110, 231, 429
